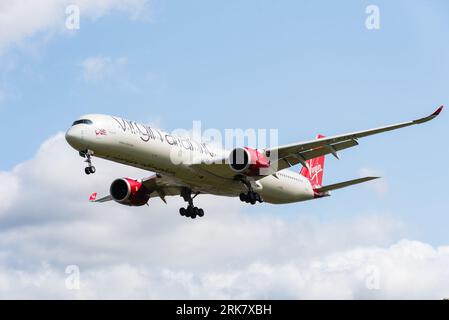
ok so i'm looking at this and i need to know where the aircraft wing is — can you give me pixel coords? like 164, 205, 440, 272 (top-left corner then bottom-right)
142, 173, 186, 203
266, 106, 443, 171
190, 106, 443, 178
89, 173, 185, 204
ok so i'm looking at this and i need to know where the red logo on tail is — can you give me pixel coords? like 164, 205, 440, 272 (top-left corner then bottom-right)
300, 134, 326, 188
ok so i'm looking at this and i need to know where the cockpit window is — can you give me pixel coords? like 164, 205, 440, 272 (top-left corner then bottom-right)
72, 119, 93, 126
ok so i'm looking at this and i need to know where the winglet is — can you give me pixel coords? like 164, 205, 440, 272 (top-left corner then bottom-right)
433, 105, 444, 116
414, 105, 444, 124
89, 192, 97, 202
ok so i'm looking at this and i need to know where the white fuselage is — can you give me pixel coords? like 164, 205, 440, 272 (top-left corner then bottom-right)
65, 114, 315, 204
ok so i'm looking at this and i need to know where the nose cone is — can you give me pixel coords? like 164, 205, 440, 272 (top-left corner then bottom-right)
65, 127, 83, 150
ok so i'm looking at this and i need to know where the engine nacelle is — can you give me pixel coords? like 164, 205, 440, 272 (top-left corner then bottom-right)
228, 147, 270, 176
109, 178, 150, 206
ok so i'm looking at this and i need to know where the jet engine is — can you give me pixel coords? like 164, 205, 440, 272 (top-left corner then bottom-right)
228, 147, 270, 176
109, 178, 150, 206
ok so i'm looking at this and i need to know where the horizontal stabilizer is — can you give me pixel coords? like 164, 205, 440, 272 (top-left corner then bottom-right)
315, 176, 380, 193
89, 192, 112, 203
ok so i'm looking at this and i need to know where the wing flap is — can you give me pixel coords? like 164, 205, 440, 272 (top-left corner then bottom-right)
276, 138, 359, 171
142, 174, 185, 196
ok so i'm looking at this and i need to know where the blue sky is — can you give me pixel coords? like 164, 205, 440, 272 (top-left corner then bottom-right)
0, 0, 448, 250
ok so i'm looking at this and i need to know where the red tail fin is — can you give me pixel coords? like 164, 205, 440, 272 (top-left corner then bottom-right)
300, 134, 326, 188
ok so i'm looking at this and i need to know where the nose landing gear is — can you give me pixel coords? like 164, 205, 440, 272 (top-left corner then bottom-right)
84, 166, 96, 175
179, 188, 204, 219
80, 150, 96, 175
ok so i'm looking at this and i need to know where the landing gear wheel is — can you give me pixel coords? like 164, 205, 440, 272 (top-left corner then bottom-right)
179, 208, 187, 216
179, 206, 205, 219
81, 150, 96, 175
180, 188, 204, 219
187, 206, 196, 219
239, 190, 262, 204
237, 178, 263, 204
249, 192, 256, 202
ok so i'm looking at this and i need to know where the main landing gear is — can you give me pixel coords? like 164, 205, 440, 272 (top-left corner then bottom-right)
239, 191, 263, 205
79, 150, 96, 175
237, 177, 263, 205
179, 188, 204, 219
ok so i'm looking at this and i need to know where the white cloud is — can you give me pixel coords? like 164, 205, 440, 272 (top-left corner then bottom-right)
359, 167, 389, 196
0, 0, 150, 54
0, 134, 448, 299
80, 55, 139, 91
0, 171, 19, 213
81, 56, 128, 82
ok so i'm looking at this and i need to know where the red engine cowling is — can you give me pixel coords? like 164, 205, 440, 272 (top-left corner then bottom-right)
109, 178, 150, 206
228, 147, 270, 176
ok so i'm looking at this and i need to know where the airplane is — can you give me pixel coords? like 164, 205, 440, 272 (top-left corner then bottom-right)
65, 106, 443, 219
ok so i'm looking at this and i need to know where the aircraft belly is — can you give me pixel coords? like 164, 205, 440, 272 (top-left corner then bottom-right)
183, 176, 243, 197
258, 175, 314, 204
90, 129, 315, 202
99, 154, 240, 198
